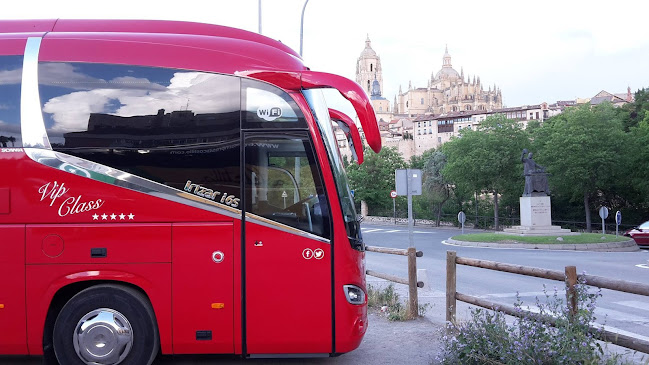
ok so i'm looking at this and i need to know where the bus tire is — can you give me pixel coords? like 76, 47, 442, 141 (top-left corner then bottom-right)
52, 284, 159, 365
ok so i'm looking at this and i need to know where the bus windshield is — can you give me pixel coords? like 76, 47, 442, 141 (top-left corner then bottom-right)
303, 89, 363, 250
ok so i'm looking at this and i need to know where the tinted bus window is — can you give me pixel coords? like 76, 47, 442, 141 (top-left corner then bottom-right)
245, 133, 330, 238
241, 78, 307, 129
40, 62, 242, 207
0, 56, 23, 148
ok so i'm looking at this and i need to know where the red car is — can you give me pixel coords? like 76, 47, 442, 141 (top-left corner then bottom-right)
624, 221, 649, 246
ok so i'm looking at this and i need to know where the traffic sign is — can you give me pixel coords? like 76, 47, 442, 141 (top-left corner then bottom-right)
616, 210, 622, 225
457, 211, 466, 224
390, 190, 397, 199
458, 211, 466, 234
599, 206, 609, 220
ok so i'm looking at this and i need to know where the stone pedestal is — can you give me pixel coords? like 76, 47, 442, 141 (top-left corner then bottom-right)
503, 196, 578, 236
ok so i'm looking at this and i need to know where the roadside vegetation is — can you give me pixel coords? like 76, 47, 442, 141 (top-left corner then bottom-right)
437, 282, 643, 364
367, 283, 429, 321
346, 89, 649, 231
451, 233, 631, 244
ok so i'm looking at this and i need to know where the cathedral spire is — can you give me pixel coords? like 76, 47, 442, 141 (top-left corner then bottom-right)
365, 34, 371, 48
443, 45, 452, 68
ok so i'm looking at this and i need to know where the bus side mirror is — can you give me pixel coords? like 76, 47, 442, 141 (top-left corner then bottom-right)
328, 108, 364, 165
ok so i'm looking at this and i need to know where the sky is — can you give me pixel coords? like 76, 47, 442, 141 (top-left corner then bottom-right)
4, 0, 649, 113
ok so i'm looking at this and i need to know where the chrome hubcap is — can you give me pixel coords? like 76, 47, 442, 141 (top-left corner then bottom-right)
73, 308, 133, 365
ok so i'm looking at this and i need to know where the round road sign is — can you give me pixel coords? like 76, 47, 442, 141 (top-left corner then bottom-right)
458, 211, 466, 224
390, 190, 397, 199
599, 206, 609, 220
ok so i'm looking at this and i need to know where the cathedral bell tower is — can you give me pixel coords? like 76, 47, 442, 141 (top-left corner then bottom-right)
356, 35, 383, 96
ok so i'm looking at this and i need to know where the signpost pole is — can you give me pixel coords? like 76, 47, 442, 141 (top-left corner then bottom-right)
458, 211, 466, 235
407, 169, 414, 248
390, 190, 397, 224
599, 206, 609, 235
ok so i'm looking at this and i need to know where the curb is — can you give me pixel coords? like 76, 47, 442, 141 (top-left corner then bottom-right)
445, 238, 639, 252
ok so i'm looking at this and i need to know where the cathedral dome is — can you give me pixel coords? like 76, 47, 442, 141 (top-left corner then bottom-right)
435, 67, 460, 79
433, 45, 460, 80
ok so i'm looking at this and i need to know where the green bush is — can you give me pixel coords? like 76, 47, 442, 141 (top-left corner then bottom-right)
437, 281, 638, 364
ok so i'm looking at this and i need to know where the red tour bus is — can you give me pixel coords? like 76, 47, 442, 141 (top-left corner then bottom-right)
0, 19, 382, 364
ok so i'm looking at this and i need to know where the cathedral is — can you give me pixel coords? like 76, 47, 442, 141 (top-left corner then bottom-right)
356, 37, 503, 120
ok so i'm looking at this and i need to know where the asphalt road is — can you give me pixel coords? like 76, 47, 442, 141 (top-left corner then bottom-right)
361, 221, 649, 344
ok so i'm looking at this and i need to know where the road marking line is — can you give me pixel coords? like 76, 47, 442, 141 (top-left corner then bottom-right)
481, 290, 565, 299
616, 301, 649, 311
597, 324, 649, 343
595, 307, 649, 324
363, 229, 384, 233
636, 264, 649, 269
385, 230, 401, 233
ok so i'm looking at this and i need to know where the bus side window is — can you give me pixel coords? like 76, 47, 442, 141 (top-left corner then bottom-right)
41, 62, 242, 207
245, 135, 330, 239
0, 56, 23, 148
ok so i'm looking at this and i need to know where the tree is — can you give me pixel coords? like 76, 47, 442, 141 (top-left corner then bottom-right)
421, 149, 453, 226
346, 146, 406, 214
533, 103, 629, 232
619, 87, 649, 131
409, 148, 435, 170
626, 112, 649, 213
442, 114, 529, 230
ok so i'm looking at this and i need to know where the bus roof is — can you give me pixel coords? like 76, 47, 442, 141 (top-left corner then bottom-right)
0, 19, 382, 153
0, 19, 301, 59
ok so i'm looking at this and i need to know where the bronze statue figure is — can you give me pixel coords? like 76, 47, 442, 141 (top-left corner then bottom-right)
521, 149, 549, 196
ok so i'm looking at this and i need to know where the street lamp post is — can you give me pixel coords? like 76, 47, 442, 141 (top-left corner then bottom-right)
258, 0, 262, 34
300, 0, 310, 57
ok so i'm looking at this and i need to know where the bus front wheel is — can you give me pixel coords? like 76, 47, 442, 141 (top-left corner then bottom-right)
53, 284, 159, 365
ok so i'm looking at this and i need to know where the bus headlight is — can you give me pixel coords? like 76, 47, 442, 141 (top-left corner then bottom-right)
343, 285, 366, 305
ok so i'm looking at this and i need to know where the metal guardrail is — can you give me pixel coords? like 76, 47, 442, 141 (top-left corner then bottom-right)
446, 250, 649, 354
365, 245, 423, 319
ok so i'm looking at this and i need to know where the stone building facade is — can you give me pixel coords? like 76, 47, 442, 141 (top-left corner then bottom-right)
396, 46, 503, 116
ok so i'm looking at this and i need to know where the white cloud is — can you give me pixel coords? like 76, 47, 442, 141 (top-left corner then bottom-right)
42, 71, 239, 133
0, 68, 22, 85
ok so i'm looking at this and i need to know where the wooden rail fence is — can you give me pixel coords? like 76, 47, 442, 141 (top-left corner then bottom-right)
365, 245, 423, 319
447, 250, 649, 354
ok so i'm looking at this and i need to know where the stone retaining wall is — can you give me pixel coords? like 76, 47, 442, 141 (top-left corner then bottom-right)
363, 215, 455, 227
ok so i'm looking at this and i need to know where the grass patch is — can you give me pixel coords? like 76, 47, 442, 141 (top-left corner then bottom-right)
451, 233, 630, 244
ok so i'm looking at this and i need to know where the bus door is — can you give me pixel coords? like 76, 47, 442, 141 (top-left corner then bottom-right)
243, 133, 333, 354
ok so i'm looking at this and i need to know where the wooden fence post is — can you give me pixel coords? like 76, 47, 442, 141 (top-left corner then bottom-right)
446, 251, 457, 324
565, 266, 578, 319
407, 247, 418, 319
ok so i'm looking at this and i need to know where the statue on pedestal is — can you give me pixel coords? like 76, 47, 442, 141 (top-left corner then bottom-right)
521, 149, 549, 196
